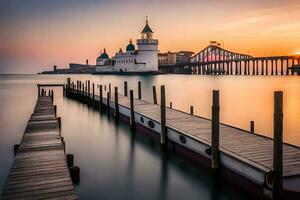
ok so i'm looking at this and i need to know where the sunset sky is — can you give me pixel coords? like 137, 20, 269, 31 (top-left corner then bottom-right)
1, 0, 300, 73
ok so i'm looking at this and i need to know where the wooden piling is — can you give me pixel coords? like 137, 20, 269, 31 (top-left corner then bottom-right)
273, 91, 283, 200
250, 121, 255, 133
124, 81, 128, 97
152, 86, 157, 104
107, 92, 110, 115
99, 85, 103, 112
160, 85, 167, 146
130, 90, 135, 129
138, 81, 142, 100
114, 87, 119, 119
54, 105, 57, 117
67, 78, 71, 89
211, 90, 220, 172
109, 83, 111, 99
88, 80, 90, 104
190, 106, 194, 115
57, 117, 61, 130
92, 83, 95, 108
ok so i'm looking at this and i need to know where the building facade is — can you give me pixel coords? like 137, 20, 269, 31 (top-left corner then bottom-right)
158, 51, 194, 65
96, 19, 159, 73
158, 52, 176, 65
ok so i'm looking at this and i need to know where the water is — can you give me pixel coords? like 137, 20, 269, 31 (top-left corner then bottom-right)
0, 74, 299, 199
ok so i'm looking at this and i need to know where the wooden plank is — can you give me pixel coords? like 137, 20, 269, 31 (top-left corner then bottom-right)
1, 96, 77, 199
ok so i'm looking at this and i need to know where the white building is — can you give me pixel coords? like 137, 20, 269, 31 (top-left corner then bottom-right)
96, 18, 159, 73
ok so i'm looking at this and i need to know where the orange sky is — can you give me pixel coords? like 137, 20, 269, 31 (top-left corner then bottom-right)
0, 0, 300, 73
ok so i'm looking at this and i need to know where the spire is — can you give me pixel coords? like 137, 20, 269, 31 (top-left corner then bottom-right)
141, 16, 153, 34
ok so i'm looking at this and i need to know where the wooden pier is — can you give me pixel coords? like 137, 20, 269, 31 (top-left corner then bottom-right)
66, 79, 300, 199
1, 93, 78, 199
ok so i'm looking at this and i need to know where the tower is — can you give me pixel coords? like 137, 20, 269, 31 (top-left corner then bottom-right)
136, 17, 159, 71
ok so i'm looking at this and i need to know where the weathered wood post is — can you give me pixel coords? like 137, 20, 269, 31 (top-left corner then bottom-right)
190, 106, 194, 115
81, 83, 84, 103
107, 92, 110, 115
99, 85, 103, 112
211, 90, 220, 173
54, 105, 57, 117
114, 87, 119, 119
57, 117, 61, 130
88, 80, 91, 104
138, 81, 142, 100
51, 90, 54, 102
152, 86, 157, 104
160, 85, 167, 146
250, 121, 255, 133
124, 81, 128, 97
130, 90, 135, 129
109, 83, 111, 99
38, 85, 40, 96
67, 78, 71, 89
92, 83, 95, 108
169, 102, 172, 109
273, 91, 283, 200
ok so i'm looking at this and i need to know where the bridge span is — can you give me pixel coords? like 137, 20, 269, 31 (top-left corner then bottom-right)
159, 44, 300, 75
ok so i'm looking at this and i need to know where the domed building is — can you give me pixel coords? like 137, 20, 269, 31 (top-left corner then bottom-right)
96, 48, 110, 66
95, 18, 159, 73
126, 39, 135, 52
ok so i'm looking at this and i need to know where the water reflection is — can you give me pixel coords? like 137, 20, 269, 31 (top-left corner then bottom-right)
0, 74, 298, 200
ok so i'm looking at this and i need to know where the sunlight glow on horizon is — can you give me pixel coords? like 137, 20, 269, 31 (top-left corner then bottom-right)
1, 0, 300, 73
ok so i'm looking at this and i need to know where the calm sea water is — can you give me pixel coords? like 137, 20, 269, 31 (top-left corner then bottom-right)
0, 74, 299, 199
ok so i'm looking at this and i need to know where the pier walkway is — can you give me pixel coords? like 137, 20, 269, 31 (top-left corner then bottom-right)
66, 81, 300, 197
1, 96, 77, 200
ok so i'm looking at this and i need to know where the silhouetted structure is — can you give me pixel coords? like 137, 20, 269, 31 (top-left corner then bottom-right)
159, 44, 300, 75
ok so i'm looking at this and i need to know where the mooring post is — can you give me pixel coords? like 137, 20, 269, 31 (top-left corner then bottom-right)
109, 83, 111, 99
190, 106, 194, 115
51, 90, 54, 102
114, 87, 119, 119
130, 90, 135, 129
124, 81, 128, 97
250, 121, 255, 133
67, 154, 74, 168
99, 85, 103, 112
160, 85, 167, 146
138, 81, 142, 100
38, 85, 40, 97
57, 117, 61, 130
88, 80, 91, 104
81, 83, 84, 103
273, 91, 283, 200
54, 105, 57, 117
211, 90, 220, 173
107, 92, 110, 115
92, 83, 95, 108
152, 86, 157, 104
67, 78, 71, 89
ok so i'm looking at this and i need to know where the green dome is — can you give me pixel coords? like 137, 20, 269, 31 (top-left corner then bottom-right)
100, 52, 109, 59
126, 39, 135, 52
98, 48, 109, 59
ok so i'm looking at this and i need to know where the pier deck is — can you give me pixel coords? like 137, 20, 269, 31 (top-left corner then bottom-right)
116, 95, 300, 178
1, 96, 77, 200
